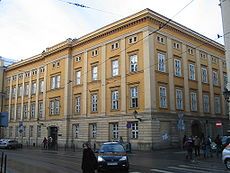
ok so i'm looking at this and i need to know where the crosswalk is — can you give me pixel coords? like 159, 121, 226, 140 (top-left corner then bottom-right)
130, 159, 230, 173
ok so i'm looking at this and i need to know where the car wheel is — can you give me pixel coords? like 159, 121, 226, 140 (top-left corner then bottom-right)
225, 159, 230, 170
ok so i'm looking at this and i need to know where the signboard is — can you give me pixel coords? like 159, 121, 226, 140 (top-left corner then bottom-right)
216, 121, 222, 128
126, 122, 131, 129
0, 112, 9, 127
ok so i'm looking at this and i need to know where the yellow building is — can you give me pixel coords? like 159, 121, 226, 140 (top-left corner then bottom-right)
1, 9, 228, 150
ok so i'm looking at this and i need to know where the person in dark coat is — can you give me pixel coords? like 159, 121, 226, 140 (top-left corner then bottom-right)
81, 142, 98, 173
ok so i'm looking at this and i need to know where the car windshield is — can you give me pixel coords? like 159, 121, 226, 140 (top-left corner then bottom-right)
100, 144, 125, 153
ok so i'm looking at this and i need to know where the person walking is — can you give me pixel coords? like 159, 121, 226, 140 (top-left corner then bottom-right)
81, 142, 98, 173
206, 136, 212, 158
42, 137, 48, 149
184, 137, 194, 160
194, 136, 201, 157
214, 134, 222, 158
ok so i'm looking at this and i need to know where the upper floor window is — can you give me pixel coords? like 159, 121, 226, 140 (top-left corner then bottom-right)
190, 92, 197, 111
49, 98, 60, 115
38, 101, 43, 118
174, 59, 182, 77
111, 90, 119, 110
201, 67, 208, 83
18, 73, 23, 80
176, 89, 183, 110
189, 64, 195, 80
91, 49, 98, 57
52, 61, 60, 68
92, 66, 98, 81
40, 67, 45, 73
75, 70, 81, 85
24, 83, 29, 96
12, 87, 16, 98
112, 60, 119, 76
212, 56, 218, 64
111, 42, 119, 50
200, 51, 207, 60
158, 52, 166, 72
31, 82, 37, 95
223, 61, 227, 68
32, 69, 37, 76
159, 86, 167, 108
12, 75, 17, 81
75, 56, 81, 62
187, 47, 194, 55
30, 102, 36, 119
212, 70, 219, 86
130, 86, 138, 108
75, 96, 81, 114
39, 80, 44, 93
91, 94, 98, 112
203, 94, 209, 113
23, 104, 28, 119
214, 96, 221, 114
156, 35, 166, 44
128, 35, 138, 44
29, 125, 34, 137
224, 73, 228, 87
16, 104, 21, 120
51, 75, 60, 89
25, 71, 30, 78
173, 41, 181, 49
18, 85, 22, 97
130, 54, 138, 72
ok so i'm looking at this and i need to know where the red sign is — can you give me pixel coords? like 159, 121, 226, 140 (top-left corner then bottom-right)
216, 122, 222, 128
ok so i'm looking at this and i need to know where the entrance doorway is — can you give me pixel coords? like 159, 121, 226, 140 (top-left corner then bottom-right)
191, 120, 202, 137
48, 126, 58, 150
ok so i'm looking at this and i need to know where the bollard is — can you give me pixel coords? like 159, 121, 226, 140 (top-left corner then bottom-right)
1, 152, 4, 173
4, 155, 6, 173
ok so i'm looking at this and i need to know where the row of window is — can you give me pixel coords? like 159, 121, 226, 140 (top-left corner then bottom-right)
8, 122, 139, 140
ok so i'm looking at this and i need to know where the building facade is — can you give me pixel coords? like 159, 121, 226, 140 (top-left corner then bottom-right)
1, 9, 228, 150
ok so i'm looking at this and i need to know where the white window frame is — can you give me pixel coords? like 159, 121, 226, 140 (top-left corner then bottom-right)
130, 86, 138, 108
74, 124, 79, 138
51, 75, 61, 89
159, 86, 167, 108
176, 89, 183, 110
91, 94, 98, 112
112, 59, 119, 76
174, 59, 182, 77
201, 67, 208, 83
16, 104, 21, 119
25, 84, 29, 96
23, 104, 28, 119
31, 82, 37, 95
189, 64, 195, 80
75, 56, 81, 62
49, 98, 60, 115
190, 92, 197, 111
39, 80, 44, 93
30, 102, 36, 118
214, 96, 221, 114
38, 101, 43, 118
131, 122, 138, 139
111, 123, 119, 140
212, 70, 219, 86
203, 94, 209, 113
157, 35, 165, 44
128, 35, 137, 44
111, 90, 119, 110
111, 42, 119, 50
18, 85, 22, 97
90, 123, 97, 138
158, 53, 166, 72
130, 54, 138, 72
75, 96, 81, 114
92, 66, 98, 81
75, 70, 81, 85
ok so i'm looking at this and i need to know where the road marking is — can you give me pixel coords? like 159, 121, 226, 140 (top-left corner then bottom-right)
168, 166, 210, 173
178, 164, 226, 173
150, 169, 174, 173
129, 172, 142, 173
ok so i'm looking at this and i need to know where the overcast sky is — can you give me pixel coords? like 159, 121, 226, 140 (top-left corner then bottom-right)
0, 0, 224, 62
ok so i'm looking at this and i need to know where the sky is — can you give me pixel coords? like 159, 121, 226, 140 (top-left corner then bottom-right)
0, 0, 224, 62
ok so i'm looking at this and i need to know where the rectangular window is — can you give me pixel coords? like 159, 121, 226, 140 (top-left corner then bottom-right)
40, 67, 45, 73
12, 87, 16, 98
111, 90, 119, 110
49, 98, 60, 115
176, 89, 183, 110
189, 64, 195, 80
158, 53, 166, 72
214, 96, 221, 114
51, 75, 61, 89
29, 125, 33, 137
10, 106, 15, 120
190, 92, 197, 111
90, 123, 97, 138
16, 104, 21, 120
112, 60, 119, 76
23, 104, 28, 119
212, 71, 219, 86
131, 122, 138, 139
74, 124, 79, 138
128, 35, 137, 44
92, 49, 98, 57
75, 96, 81, 114
111, 42, 119, 50
91, 94, 98, 112
31, 82, 37, 95
159, 86, 167, 108
156, 35, 165, 44
201, 67, 208, 83
30, 102, 36, 119
110, 123, 119, 140
38, 101, 43, 118
18, 85, 22, 97
24, 84, 29, 96
130, 54, 138, 72
37, 125, 41, 137
39, 80, 44, 93
224, 73, 228, 87
173, 42, 181, 49
187, 47, 194, 55
75, 56, 81, 62
130, 86, 138, 108
75, 70, 81, 85
203, 94, 209, 113
174, 59, 182, 77
92, 66, 98, 81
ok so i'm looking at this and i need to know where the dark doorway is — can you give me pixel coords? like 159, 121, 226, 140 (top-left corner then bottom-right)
48, 126, 58, 150
191, 120, 202, 137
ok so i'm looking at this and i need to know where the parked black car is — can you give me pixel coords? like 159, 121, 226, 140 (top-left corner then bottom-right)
96, 142, 129, 172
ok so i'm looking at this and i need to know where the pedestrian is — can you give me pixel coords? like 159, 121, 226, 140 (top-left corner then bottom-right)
206, 136, 212, 158
183, 135, 187, 150
42, 137, 48, 149
214, 134, 222, 158
81, 142, 98, 173
184, 137, 194, 160
201, 138, 207, 159
48, 136, 53, 150
194, 136, 201, 157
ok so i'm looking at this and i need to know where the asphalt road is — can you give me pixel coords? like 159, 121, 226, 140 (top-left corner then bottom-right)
0, 148, 228, 173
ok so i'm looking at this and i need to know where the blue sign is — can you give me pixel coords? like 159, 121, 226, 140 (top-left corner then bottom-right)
126, 122, 131, 129
0, 112, 9, 127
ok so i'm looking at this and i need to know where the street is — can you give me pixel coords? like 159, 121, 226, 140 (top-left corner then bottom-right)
0, 147, 229, 173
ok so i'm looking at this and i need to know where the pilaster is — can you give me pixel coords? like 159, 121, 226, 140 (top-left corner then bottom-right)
121, 38, 127, 114
208, 55, 215, 115
101, 45, 106, 115
196, 49, 203, 114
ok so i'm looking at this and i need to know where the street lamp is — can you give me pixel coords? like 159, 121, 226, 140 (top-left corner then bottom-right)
133, 110, 142, 122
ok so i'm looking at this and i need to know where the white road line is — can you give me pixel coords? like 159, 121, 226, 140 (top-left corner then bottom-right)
150, 169, 175, 173
129, 172, 142, 173
168, 166, 210, 173
179, 164, 226, 173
